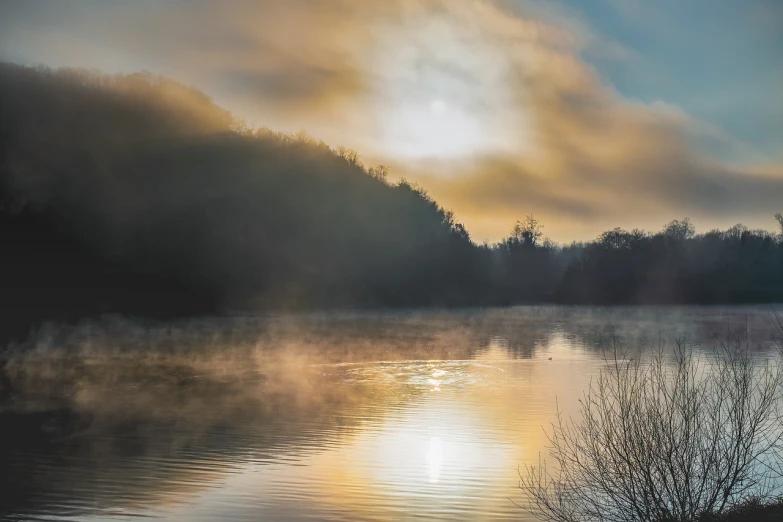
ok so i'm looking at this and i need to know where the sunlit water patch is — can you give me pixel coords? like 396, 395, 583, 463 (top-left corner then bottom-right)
0, 306, 779, 521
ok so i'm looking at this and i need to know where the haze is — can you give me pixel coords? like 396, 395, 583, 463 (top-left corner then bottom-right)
2, 0, 781, 242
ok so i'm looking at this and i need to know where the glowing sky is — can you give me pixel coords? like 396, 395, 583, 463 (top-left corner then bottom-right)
1, 0, 781, 242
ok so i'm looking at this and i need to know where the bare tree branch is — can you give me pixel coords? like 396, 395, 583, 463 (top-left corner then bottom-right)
518, 335, 783, 522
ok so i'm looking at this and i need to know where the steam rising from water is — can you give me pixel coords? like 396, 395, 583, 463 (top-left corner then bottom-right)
0, 306, 779, 521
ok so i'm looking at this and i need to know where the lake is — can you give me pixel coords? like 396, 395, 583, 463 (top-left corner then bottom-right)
0, 306, 780, 521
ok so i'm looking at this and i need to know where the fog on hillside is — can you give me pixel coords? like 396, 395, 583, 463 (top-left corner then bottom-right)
0, 63, 781, 338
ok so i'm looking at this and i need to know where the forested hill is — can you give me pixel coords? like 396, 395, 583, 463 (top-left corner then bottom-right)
0, 62, 487, 332
0, 63, 782, 335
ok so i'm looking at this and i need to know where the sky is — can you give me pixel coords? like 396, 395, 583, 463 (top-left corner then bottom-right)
1, 0, 781, 242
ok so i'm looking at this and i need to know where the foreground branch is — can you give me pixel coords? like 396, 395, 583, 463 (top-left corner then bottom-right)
519, 336, 783, 522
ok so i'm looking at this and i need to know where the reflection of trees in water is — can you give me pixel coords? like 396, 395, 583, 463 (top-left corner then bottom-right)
0, 307, 780, 519
439, 306, 780, 359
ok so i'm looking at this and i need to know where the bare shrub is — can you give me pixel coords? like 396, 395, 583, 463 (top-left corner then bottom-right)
519, 337, 783, 522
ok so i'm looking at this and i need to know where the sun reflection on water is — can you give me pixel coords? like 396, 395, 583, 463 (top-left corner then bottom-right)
428, 367, 447, 391
427, 436, 443, 483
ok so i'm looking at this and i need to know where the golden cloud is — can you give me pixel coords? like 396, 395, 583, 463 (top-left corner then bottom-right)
3, 0, 781, 241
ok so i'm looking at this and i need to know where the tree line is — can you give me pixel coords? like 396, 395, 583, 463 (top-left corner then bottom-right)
495, 214, 783, 305
0, 63, 781, 334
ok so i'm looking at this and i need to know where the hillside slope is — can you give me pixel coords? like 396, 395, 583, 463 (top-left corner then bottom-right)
0, 63, 487, 332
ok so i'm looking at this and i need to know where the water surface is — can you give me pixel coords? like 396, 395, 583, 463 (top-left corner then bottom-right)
0, 306, 780, 521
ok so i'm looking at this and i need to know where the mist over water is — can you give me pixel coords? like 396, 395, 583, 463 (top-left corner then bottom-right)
0, 306, 780, 521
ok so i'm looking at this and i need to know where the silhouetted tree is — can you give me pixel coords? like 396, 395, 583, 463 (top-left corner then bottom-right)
511, 214, 544, 247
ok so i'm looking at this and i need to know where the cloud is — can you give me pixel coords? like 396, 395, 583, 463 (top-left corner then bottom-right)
384, 1, 783, 241
0, 0, 781, 242
117, 1, 374, 120
0, 0, 373, 120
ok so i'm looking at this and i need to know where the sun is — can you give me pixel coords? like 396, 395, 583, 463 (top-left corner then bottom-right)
384, 98, 484, 158
430, 99, 447, 116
